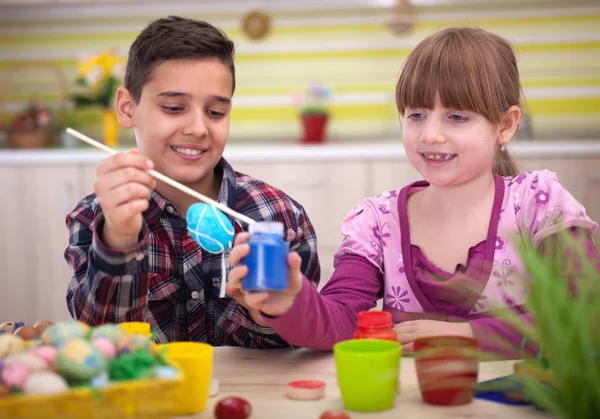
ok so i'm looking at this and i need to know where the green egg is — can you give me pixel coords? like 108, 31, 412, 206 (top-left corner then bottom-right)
55, 338, 106, 383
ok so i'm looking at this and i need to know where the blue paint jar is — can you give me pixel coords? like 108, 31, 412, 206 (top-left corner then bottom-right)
242, 222, 289, 292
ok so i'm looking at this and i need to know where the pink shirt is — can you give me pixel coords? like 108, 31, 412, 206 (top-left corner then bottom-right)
337, 170, 596, 322
266, 170, 598, 356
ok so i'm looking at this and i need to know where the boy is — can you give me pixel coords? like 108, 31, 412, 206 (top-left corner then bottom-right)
64, 16, 320, 348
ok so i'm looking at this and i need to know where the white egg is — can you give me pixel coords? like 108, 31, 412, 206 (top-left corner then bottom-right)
24, 372, 69, 395
5, 353, 49, 373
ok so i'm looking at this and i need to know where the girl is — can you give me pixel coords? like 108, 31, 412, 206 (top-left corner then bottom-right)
226, 27, 598, 357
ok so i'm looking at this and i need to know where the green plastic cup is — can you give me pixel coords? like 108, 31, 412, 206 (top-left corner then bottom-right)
334, 339, 401, 412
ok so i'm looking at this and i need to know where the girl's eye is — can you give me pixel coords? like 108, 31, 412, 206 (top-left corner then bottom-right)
449, 114, 470, 122
162, 106, 184, 114
407, 112, 424, 120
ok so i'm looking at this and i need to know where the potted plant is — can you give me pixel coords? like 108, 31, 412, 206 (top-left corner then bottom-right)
503, 231, 599, 418
297, 83, 330, 144
71, 49, 124, 148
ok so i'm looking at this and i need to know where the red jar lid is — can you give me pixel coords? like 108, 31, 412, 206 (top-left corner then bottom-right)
356, 311, 393, 329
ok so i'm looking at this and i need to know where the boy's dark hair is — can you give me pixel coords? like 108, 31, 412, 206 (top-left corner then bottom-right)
124, 15, 235, 103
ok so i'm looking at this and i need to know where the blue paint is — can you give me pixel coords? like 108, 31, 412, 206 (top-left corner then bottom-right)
13, 322, 24, 333
243, 222, 289, 292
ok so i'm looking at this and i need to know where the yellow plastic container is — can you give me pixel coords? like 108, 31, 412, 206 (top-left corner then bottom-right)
0, 374, 181, 419
119, 322, 152, 338
157, 342, 213, 415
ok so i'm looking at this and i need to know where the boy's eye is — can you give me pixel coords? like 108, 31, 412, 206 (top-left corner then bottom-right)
162, 106, 184, 114
207, 110, 226, 118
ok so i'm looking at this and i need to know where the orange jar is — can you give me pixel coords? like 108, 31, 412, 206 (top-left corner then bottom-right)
353, 311, 397, 342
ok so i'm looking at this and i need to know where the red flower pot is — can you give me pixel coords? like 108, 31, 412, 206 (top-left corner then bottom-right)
414, 336, 480, 406
301, 112, 328, 144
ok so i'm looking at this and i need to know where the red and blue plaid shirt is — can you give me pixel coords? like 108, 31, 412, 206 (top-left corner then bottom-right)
65, 158, 320, 348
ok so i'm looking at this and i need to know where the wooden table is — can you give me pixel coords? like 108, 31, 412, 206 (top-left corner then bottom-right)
182, 347, 551, 419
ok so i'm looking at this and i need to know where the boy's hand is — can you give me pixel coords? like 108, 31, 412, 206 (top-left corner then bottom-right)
227, 232, 304, 323
94, 150, 155, 250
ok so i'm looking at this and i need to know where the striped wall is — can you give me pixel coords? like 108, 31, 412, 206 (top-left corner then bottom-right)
0, 0, 599, 144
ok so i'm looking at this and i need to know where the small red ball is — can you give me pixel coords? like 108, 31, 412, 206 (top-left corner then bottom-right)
319, 410, 351, 419
214, 396, 252, 419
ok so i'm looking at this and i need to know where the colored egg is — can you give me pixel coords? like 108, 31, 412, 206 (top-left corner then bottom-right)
4, 353, 48, 373
15, 325, 41, 341
115, 335, 134, 355
0, 323, 14, 334
33, 320, 54, 333
55, 339, 106, 383
0, 334, 26, 357
214, 397, 252, 419
154, 366, 179, 380
24, 371, 69, 395
90, 324, 129, 346
186, 203, 234, 254
90, 371, 110, 388
1, 363, 31, 389
91, 337, 117, 360
129, 334, 156, 353
41, 321, 90, 347
28, 346, 57, 368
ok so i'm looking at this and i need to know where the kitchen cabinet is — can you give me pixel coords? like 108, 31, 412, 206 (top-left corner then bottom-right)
0, 165, 80, 324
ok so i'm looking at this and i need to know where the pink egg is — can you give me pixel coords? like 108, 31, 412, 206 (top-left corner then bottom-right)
1, 364, 31, 389
91, 337, 117, 360
28, 346, 57, 368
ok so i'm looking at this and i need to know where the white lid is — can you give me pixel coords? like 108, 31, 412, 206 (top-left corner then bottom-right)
249, 221, 284, 235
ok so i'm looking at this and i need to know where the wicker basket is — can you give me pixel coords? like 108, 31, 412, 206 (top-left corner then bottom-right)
0, 62, 69, 149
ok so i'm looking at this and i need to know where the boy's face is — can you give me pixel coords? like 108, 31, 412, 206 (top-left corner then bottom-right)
117, 58, 232, 192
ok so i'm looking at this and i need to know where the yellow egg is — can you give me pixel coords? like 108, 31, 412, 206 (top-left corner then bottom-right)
0, 322, 14, 334
0, 334, 26, 357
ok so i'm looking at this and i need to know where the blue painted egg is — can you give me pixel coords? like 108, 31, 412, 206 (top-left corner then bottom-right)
42, 321, 89, 348
90, 371, 110, 388
186, 203, 235, 254
153, 366, 179, 380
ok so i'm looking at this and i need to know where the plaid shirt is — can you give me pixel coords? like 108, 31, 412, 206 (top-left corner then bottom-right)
65, 158, 320, 348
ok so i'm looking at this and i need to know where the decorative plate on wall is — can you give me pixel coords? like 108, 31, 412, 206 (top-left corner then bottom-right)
242, 10, 272, 41
388, 0, 415, 36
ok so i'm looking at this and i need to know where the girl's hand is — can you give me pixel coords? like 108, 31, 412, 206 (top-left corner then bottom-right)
227, 232, 304, 323
394, 320, 474, 355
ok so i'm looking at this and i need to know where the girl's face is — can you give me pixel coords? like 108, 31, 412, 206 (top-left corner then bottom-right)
402, 96, 503, 188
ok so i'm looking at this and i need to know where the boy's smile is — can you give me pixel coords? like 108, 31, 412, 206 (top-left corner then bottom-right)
116, 58, 233, 201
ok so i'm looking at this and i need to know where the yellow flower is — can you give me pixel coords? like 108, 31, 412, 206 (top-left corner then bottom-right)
78, 50, 123, 87
96, 50, 121, 76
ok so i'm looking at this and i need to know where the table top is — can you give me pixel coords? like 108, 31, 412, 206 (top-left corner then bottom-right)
183, 347, 551, 419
